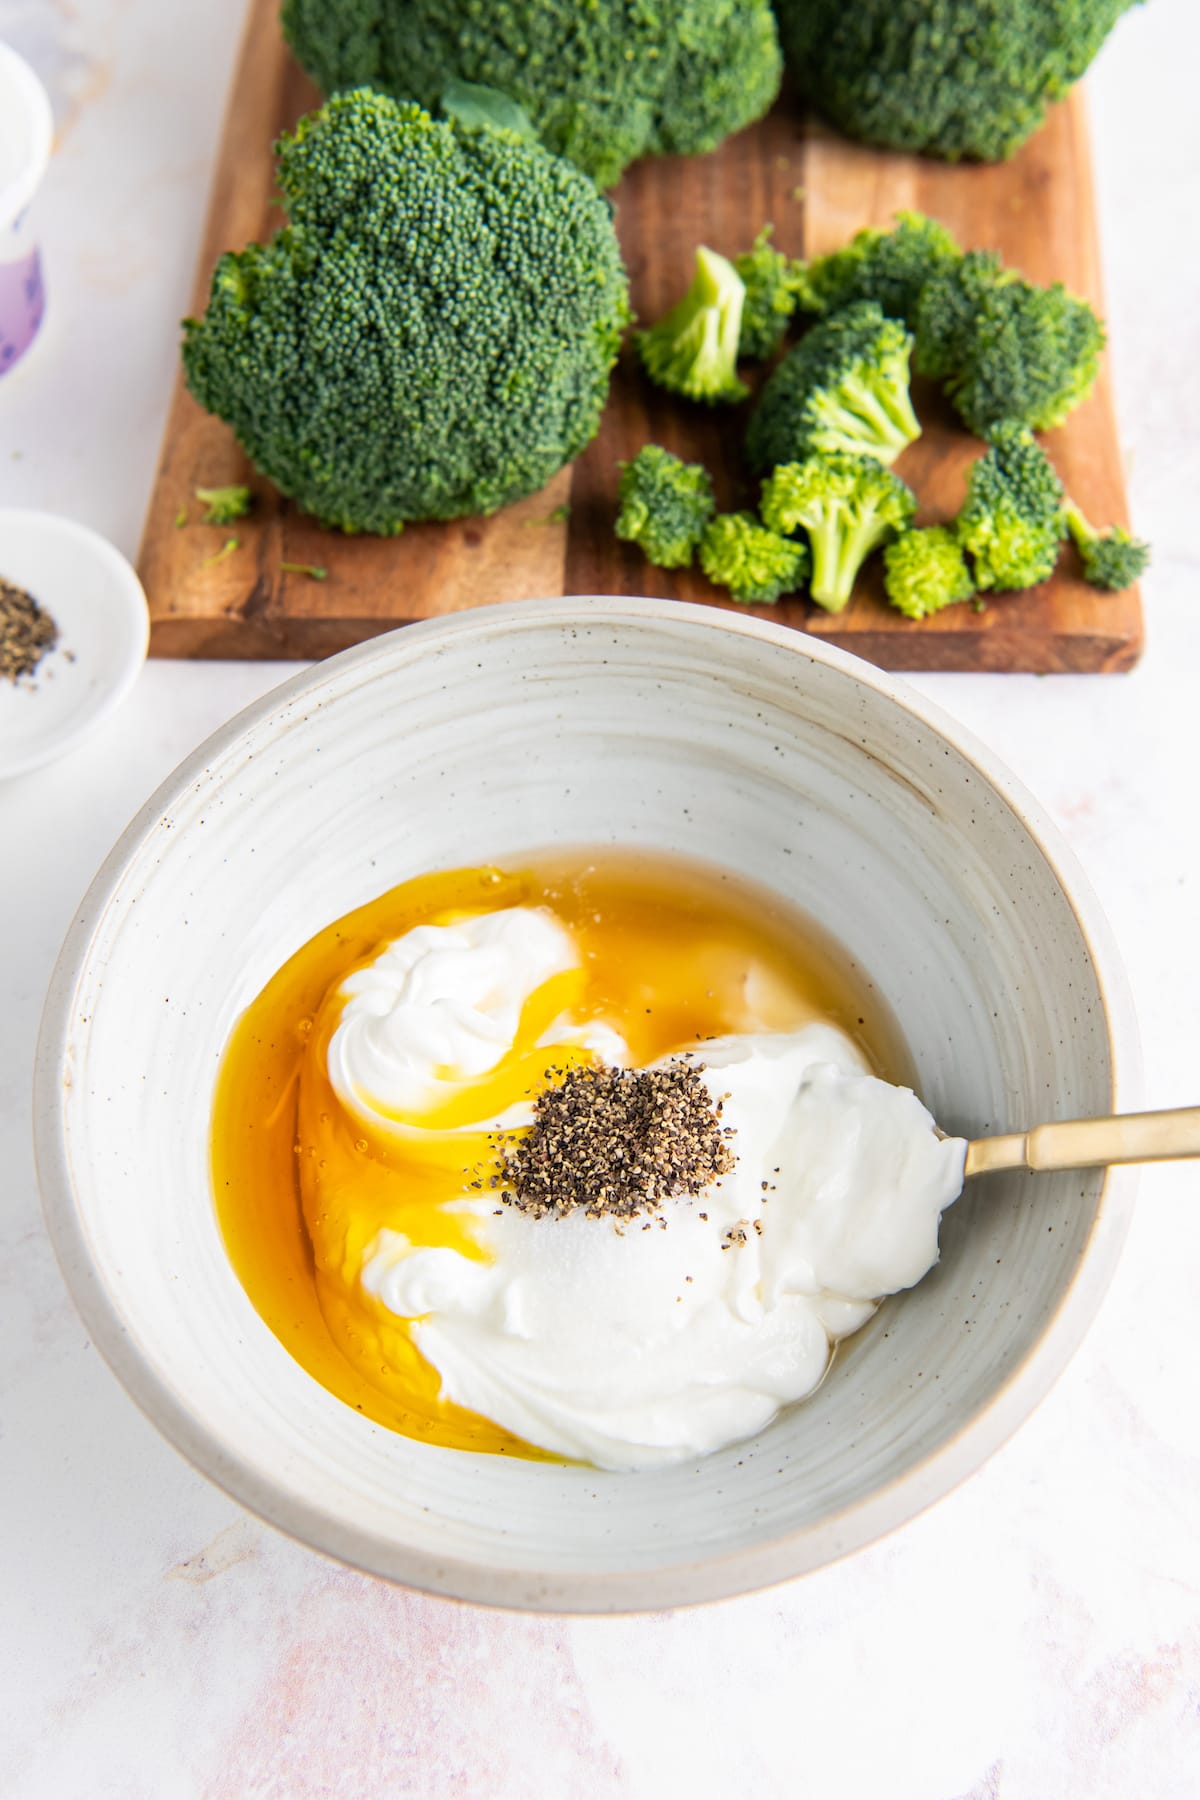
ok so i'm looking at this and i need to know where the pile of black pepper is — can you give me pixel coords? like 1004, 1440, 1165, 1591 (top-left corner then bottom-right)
494, 1059, 736, 1221
0, 578, 58, 684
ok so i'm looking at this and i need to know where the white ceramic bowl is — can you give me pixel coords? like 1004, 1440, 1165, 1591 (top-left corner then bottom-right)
35, 598, 1138, 1611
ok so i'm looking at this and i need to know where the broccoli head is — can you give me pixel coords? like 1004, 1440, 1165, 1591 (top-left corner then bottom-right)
761, 453, 916, 613
281, 0, 782, 190
699, 512, 809, 604
914, 250, 1105, 436
1064, 502, 1150, 591
181, 91, 629, 535
883, 526, 976, 619
745, 302, 920, 474
636, 247, 748, 405
957, 423, 1065, 592
734, 226, 806, 361
772, 0, 1142, 163
794, 212, 961, 329
615, 447, 716, 569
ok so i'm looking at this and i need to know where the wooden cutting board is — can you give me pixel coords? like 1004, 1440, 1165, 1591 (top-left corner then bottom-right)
139, 0, 1143, 670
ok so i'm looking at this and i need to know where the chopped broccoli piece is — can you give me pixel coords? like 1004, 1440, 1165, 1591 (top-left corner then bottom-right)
914, 251, 1105, 436
746, 302, 920, 473
615, 446, 716, 569
1064, 502, 1150, 591
957, 423, 1065, 592
699, 512, 808, 604
772, 0, 1142, 163
636, 247, 748, 405
202, 536, 241, 568
734, 226, 806, 361
761, 452, 916, 612
280, 561, 329, 580
195, 484, 253, 525
182, 91, 629, 535
883, 526, 975, 619
794, 212, 961, 328
281, 0, 783, 191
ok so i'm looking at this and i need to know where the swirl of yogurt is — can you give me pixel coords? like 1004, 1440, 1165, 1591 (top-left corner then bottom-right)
327, 906, 623, 1129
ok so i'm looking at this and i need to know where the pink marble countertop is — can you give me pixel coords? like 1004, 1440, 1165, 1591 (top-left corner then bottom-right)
2, 2, 1198, 1793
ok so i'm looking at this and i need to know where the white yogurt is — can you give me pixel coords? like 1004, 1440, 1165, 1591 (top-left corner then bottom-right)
360, 1023, 967, 1470
328, 906, 624, 1129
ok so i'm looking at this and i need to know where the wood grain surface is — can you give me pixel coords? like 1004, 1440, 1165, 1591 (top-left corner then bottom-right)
139, 0, 1143, 669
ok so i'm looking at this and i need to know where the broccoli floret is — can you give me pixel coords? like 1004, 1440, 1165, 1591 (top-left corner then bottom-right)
182, 91, 629, 535
1064, 502, 1150, 591
636, 247, 748, 405
746, 302, 920, 474
615, 447, 716, 569
772, 0, 1142, 163
195, 484, 253, 525
794, 212, 961, 328
883, 526, 975, 619
281, 0, 782, 191
699, 512, 809, 604
914, 251, 1105, 436
957, 424, 1065, 592
761, 453, 916, 613
734, 227, 806, 361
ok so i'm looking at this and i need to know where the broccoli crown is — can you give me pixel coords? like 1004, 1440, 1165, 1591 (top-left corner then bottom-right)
745, 302, 920, 473
281, 0, 782, 190
1064, 502, 1150, 591
698, 512, 809, 604
194, 484, 253, 525
914, 251, 1105, 436
772, 0, 1141, 163
882, 526, 975, 619
957, 423, 1065, 592
734, 226, 806, 362
761, 452, 916, 612
794, 212, 962, 328
635, 247, 748, 405
615, 446, 716, 569
181, 91, 629, 536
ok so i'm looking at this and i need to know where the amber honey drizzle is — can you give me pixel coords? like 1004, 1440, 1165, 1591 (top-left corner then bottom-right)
211, 850, 902, 1457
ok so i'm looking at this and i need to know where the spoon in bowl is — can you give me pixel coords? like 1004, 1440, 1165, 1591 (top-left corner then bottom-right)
958, 1105, 1200, 1178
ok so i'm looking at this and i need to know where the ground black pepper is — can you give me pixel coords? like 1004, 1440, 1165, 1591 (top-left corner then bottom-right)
494, 1059, 736, 1222
0, 578, 58, 684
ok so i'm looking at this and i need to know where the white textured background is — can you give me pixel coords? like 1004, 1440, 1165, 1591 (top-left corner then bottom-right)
2, 1, 1198, 1794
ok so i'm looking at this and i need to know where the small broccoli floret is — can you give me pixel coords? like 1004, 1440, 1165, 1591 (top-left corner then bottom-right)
746, 302, 920, 474
914, 251, 1105, 436
734, 227, 806, 361
761, 453, 916, 613
282, 0, 783, 190
1063, 502, 1150, 591
699, 512, 808, 604
772, 0, 1141, 163
794, 212, 961, 328
615, 446, 716, 569
883, 526, 975, 619
182, 90, 629, 534
636, 248, 748, 405
957, 424, 1065, 592
195, 484, 253, 525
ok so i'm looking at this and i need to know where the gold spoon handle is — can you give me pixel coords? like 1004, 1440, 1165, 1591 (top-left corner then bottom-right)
964, 1106, 1200, 1179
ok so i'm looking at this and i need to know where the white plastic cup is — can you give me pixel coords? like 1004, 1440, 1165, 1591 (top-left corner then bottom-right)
0, 42, 53, 377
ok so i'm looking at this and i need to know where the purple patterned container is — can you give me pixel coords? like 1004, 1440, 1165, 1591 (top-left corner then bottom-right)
0, 43, 53, 378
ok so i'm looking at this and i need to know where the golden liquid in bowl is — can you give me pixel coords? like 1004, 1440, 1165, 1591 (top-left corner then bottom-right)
211, 850, 903, 1458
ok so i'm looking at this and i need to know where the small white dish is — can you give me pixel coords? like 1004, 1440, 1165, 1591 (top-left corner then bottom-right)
0, 509, 149, 780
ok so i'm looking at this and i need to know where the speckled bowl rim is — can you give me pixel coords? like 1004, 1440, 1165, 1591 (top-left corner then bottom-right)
33, 597, 1140, 1613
